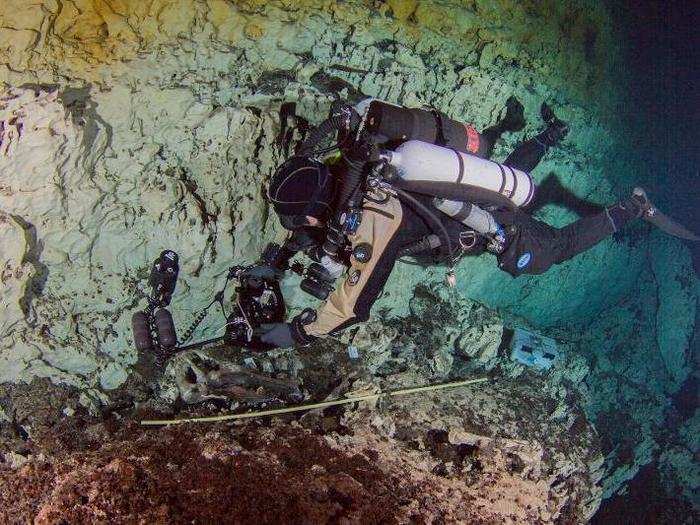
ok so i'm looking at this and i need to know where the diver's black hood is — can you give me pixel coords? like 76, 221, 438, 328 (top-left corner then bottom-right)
268, 156, 335, 229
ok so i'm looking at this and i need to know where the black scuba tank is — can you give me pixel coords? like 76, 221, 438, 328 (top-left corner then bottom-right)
360, 99, 486, 157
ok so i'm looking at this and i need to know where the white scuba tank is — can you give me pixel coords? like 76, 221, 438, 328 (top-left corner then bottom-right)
386, 140, 535, 207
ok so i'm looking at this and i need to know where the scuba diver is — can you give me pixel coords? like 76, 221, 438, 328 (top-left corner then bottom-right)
251, 98, 699, 349
131, 97, 698, 356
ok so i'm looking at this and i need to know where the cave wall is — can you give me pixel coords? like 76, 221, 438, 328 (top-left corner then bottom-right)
0, 0, 698, 510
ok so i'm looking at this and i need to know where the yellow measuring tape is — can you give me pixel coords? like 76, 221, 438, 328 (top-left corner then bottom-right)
141, 377, 488, 426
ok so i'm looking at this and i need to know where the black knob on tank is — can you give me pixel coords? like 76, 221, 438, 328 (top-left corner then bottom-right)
131, 311, 153, 352
154, 308, 177, 350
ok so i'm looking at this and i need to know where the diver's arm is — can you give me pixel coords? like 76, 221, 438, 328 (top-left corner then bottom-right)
249, 195, 411, 349
300, 195, 405, 340
269, 228, 320, 271
268, 240, 296, 271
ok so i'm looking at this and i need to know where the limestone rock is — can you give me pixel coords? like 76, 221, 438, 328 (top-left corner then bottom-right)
658, 409, 700, 508
342, 321, 398, 374
0, 303, 605, 523
0, 0, 697, 516
0, 0, 679, 396
0, 213, 36, 336
335, 375, 603, 523
577, 242, 698, 500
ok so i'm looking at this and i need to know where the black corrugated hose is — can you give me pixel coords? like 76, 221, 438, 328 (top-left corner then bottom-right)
391, 185, 456, 266
297, 114, 347, 157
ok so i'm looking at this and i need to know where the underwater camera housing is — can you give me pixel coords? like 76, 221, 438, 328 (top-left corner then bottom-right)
131, 250, 180, 354
131, 244, 291, 355
224, 244, 287, 351
148, 250, 179, 307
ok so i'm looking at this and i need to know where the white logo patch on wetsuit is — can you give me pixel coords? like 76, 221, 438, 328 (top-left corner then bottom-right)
517, 252, 532, 270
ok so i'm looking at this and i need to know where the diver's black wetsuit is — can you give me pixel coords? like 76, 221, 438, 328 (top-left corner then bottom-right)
395, 130, 638, 278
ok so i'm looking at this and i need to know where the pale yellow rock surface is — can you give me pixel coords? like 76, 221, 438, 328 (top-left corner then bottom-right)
334, 377, 604, 523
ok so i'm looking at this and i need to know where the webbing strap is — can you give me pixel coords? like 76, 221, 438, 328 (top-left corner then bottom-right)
430, 108, 447, 146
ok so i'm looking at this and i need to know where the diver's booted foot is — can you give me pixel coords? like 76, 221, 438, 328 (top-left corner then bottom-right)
540, 102, 556, 125
500, 96, 526, 133
623, 187, 700, 240
611, 187, 654, 226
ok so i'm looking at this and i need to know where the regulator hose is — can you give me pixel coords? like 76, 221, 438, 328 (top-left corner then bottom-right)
337, 157, 365, 209
322, 152, 374, 258
392, 179, 519, 210
298, 115, 347, 157
391, 185, 456, 265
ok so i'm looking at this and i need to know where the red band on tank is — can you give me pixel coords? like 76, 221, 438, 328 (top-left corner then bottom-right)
465, 125, 480, 154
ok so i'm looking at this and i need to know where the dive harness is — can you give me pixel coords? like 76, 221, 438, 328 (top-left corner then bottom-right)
295, 102, 513, 282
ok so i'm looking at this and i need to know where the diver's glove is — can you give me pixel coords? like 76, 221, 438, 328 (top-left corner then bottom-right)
240, 242, 295, 280
258, 309, 318, 348
258, 323, 295, 348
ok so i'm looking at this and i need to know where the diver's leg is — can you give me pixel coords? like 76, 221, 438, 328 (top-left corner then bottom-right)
552, 187, 700, 252
524, 173, 606, 216
479, 96, 525, 158
505, 103, 569, 172
548, 195, 643, 264
495, 195, 640, 276
495, 188, 696, 276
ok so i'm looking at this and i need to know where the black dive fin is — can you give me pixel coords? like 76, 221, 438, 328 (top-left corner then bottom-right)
644, 209, 700, 241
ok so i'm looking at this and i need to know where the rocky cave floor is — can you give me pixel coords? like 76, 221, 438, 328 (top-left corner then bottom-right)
1, 286, 608, 524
